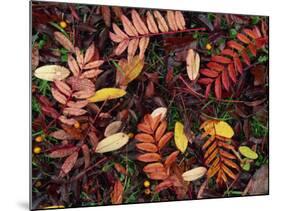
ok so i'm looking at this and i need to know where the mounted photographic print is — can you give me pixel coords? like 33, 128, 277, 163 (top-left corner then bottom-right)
31, 1, 269, 210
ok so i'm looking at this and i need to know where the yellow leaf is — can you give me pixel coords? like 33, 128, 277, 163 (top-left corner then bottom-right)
95, 132, 129, 153
201, 120, 234, 138
174, 121, 188, 153
182, 166, 207, 181
34, 65, 70, 81
239, 146, 258, 160
116, 56, 144, 86
88, 88, 126, 103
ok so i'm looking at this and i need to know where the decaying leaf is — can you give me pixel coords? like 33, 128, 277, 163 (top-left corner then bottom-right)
239, 146, 258, 160
59, 151, 78, 177
48, 146, 78, 158
182, 166, 207, 181
174, 121, 188, 153
116, 55, 144, 87
34, 65, 70, 81
88, 88, 126, 103
54, 31, 75, 53
104, 121, 123, 137
151, 107, 167, 121
186, 49, 200, 81
95, 132, 129, 153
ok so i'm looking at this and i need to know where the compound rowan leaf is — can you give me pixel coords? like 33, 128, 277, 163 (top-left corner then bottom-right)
201, 120, 234, 139
95, 132, 129, 153
48, 146, 78, 158
174, 121, 188, 153
34, 65, 70, 81
111, 179, 124, 204
59, 151, 78, 177
54, 31, 75, 53
88, 88, 126, 103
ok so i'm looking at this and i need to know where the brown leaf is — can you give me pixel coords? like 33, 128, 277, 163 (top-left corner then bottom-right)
63, 107, 87, 116
146, 11, 159, 33
114, 163, 127, 175
136, 143, 158, 153
59, 116, 78, 126
68, 54, 80, 76
104, 121, 122, 137
175, 11, 185, 30
72, 90, 95, 99
67, 76, 95, 92
51, 88, 67, 104
101, 6, 111, 27
50, 129, 72, 140
148, 171, 168, 180
32, 43, 39, 70
153, 10, 169, 32
250, 64, 266, 86
81, 69, 103, 79
54, 31, 75, 53
48, 146, 78, 158
121, 14, 138, 36
166, 11, 178, 31
84, 43, 95, 64
137, 153, 161, 162
131, 9, 149, 35
54, 80, 72, 97
164, 150, 179, 167
145, 81, 155, 97
59, 151, 78, 177
82, 144, 90, 169
245, 164, 268, 195
111, 179, 124, 204
75, 47, 84, 69
67, 100, 88, 109
83, 60, 104, 69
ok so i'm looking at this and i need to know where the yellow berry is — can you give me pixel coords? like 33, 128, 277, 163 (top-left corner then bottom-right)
33, 146, 42, 154
35, 135, 43, 143
206, 43, 212, 50
144, 188, 151, 195
143, 180, 150, 188
74, 122, 80, 129
35, 181, 42, 188
128, 133, 134, 138
59, 21, 67, 29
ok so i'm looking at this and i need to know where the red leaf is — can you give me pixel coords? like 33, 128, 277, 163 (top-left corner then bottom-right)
241, 50, 251, 66
197, 78, 213, 85
211, 56, 232, 64
255, 37, 267, 49
214, 76, 222, 100
236, 33, 251, 44
205, 83, 212, 98
221, 49, 238, 58
243, 28, 257, 39
221, 70, 230, 91
59, 151, 78, 177
200, 69, 219, 78
233, 57, 243, 74
253, 26, 262, 38
227, 63, 237, 83
248, 43, 257, 56
82, 144, 90, 169
227, 40, 244, 51
111, 179, 123, 204
50, 129, 72, 140
206, 62, 224, 72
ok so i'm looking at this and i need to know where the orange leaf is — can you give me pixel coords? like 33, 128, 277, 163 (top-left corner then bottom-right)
136, 143, 158, 153
135, 133, 155, 143
137, 153, 161, 162
111, 179, 124, 204
143, 162, 165, 173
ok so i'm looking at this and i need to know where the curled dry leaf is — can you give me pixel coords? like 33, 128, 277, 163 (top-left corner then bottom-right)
111, 179, 124, 204
174, 121, 188, 153
54, 31, 75, 53
151, 107, 167, 121
182, 166, 207, 181
239, 146, 258, 160
59, 151, 78, 177
34, 65, 70, 81
104, 121, 123, 137
88, 88, 126, 103
95, 132, 129, 153
186, 49, 200, 81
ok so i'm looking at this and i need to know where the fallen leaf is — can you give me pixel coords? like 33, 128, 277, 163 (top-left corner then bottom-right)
182, 166, 207, 181
151, 107, 167, 121
174, 121, 188, 153
239, 146, 258, 160
48, 146, 78, 158
88, 88, 126, 103
95, 132, 129, 153
111, 179, 124, 204
104, 121, 123, 137
201, 120, 234, 138
59, 151, 78, 177
34, 65, 70, 81
186, 49, 200, 81
54, 31, 75, 53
